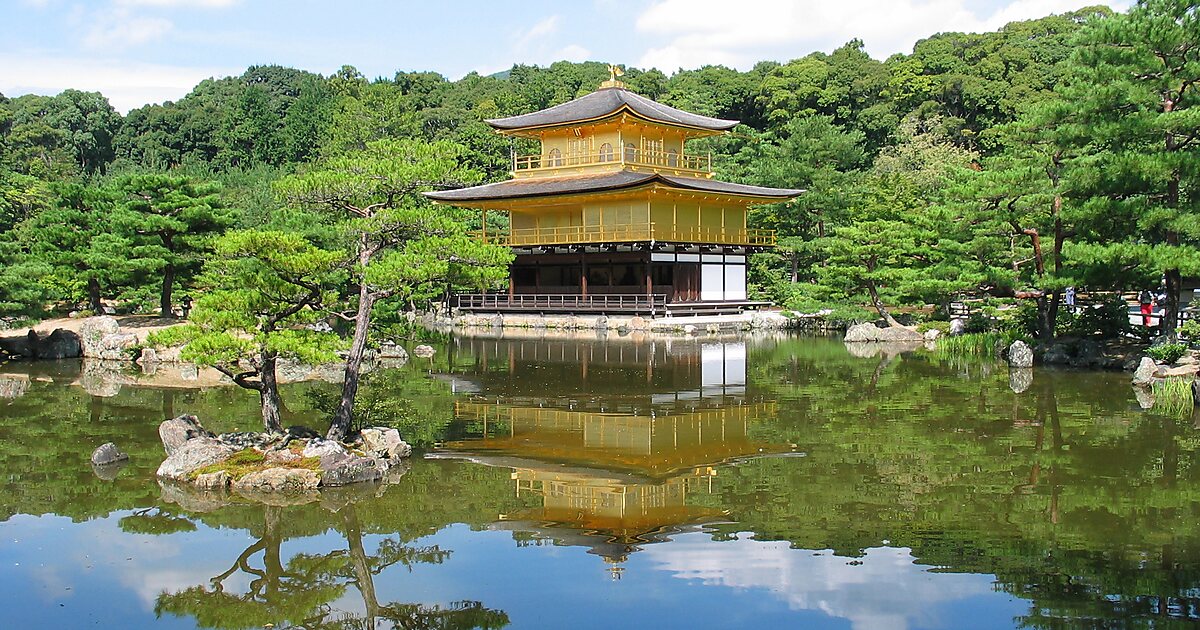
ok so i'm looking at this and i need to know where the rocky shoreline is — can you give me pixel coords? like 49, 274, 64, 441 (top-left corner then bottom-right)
153, 415, 411, 493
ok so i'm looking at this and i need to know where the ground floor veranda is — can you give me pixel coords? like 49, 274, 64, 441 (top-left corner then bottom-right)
455, 242, 771, 316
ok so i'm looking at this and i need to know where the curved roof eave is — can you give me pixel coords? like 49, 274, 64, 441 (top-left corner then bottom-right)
484, 87, 738, 133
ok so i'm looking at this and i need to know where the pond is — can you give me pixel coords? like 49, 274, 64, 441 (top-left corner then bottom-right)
0, 333, 1196, 629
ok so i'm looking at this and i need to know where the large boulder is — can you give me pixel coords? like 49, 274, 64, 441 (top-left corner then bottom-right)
1007, 340, 1034, 368
0, 328, 82, 360
90, 442, 129, 466
159, 414, 216, 455
36, 329, 82, 359
1132, 357, 1159, 387
156, 437, 237, 481
412, 344, 435, 359
320, 452, 384, 487
79, 316, 120, 356
844, 322, 923, 343
233, 467, 320, 493
360, 427, 412, 460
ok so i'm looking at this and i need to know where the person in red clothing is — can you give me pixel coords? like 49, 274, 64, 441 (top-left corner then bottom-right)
1139, 289, 1155, 327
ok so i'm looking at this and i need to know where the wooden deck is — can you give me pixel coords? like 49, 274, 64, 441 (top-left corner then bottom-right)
454, 293, 769, 316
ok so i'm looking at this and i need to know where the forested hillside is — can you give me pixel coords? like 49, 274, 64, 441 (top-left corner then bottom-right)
2, 2, 1196, 340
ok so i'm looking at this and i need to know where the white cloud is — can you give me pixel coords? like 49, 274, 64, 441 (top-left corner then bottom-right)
471, 15, 592, 76
635, 0, 1134, 71
0, 54, 238, 112
114, 0, 241, 7
82, 8, 174, 50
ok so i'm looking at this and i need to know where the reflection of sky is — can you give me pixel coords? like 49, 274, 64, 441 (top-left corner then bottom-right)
1, 514, 1027, 629
642, 534, 1019, 630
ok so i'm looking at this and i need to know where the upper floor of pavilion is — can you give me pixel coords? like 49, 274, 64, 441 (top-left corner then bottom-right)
485, 79, 736, 180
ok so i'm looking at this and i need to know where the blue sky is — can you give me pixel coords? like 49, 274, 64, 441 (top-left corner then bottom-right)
2, 0, 1133, 112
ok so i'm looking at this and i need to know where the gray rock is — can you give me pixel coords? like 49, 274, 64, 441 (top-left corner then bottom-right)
194, 471, 231, 490
844, 322, 923, 343
302, 438, 348, 462
1133, 357, 1159, 387
1007, 340, 1034, 368
233, 467, 320, 492
412, 344, 435, 359
1043, 344, 1071, 365
379, 343, 408, 361
156, 438, 237, 481
79, 316, 120, 357
158, 414, 216, 456
319, 453, 383, 487
93, 332, 139, 361
923, 329, 941, 341
91, 460, 127, 481
1009, 367, 1033, 394
949, 319, 966, 335
360, 427, 412, 460
90, 442, 128, 466
36, 329, 82, 359
0, 328, 82, 360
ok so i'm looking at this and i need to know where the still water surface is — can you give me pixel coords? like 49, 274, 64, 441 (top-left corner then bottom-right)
0, 333, 1195, 629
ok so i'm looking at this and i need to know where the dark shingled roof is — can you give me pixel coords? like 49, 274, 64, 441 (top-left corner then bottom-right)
485, 87, 739, 132
424, 170, 803, 203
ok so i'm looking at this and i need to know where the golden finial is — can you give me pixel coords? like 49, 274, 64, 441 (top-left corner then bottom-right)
600, 64, 627, 89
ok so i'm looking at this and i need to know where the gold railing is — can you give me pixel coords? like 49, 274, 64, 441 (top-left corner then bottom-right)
473, 223, 775, 247
513, 148, 711, 173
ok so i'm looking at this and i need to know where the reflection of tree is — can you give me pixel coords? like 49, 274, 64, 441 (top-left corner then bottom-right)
155, 501, 508, 630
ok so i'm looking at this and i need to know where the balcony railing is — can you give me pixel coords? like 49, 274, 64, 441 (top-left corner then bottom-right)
456, 293, 668, 314
474, 223, 775, 247
513, 148, 711, 174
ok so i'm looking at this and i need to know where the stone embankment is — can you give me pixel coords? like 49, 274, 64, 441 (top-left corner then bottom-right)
155, 415, 411, 493
423, 311, 795, 335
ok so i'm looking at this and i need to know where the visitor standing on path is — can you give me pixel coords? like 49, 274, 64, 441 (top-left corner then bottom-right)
1139, 289, 1155, 327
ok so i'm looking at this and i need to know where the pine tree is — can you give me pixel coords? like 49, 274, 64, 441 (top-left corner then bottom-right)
1065, 0, 1200, 337
277, 138, 512, 440
148, 230, 343, 433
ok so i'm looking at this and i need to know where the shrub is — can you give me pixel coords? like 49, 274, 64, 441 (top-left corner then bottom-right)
1147, 343, 1188, 364
1181, 319, 1200, 344
916, 321, 952, 334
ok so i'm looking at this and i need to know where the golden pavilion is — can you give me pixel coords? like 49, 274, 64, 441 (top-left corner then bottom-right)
425, 71, 802, 316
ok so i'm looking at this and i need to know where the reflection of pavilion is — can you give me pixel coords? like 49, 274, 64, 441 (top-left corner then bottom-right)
440, 338, 791, 575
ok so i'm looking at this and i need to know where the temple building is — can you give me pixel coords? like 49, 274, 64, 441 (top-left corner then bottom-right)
425, 71, 802, 316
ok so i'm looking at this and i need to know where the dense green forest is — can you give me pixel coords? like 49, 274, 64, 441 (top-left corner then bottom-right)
1, 1, 1197, 339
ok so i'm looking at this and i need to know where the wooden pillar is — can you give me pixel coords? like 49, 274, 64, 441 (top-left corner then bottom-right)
646, 261, 654, 317
581, 253, 588, 298
481, 209, 487, 240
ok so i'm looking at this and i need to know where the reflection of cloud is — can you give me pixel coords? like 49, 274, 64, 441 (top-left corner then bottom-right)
644, 534, 993, 630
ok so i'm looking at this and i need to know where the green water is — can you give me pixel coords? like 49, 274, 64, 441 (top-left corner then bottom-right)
0, 334, 1196, 629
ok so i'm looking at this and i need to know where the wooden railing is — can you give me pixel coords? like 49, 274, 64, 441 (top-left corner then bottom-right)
456, 293, 668, 314
474, 223, 775, 247
513, 148, 711, 174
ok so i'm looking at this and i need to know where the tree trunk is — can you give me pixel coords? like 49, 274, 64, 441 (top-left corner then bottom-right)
259, 353, 284, 434
866, 280, 901, 327
1164, 267, 1181, 339
161, 261, 175, 318
87, 276, 103, 314
328, 276, 375, 441
789, 250, 799, 283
